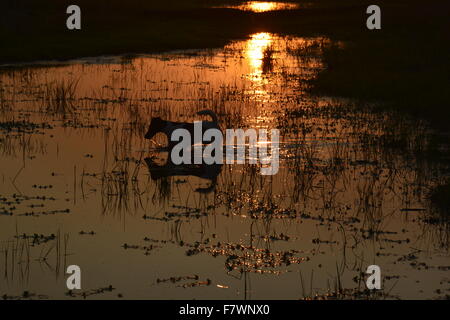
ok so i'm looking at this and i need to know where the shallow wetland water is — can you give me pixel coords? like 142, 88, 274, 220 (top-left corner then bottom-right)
0, 32, 449, 300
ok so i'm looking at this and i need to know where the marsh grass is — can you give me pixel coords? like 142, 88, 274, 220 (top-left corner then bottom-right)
43, 79, 79, 114
0, 227, 70, 285
262, 45, 275, 74
1, 28, 450, 298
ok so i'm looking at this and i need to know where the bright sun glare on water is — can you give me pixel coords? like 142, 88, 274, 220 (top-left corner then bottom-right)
249, 2, 276, 12
236, 2, 299, 13
245, 32, 273, 97
246, 32, 272, 71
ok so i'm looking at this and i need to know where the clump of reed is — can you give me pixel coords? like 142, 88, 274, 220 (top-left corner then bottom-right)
262, 45, 275, 74
0, 227, 70, 284
286, 37, 329, 62
43, 79, 79, 114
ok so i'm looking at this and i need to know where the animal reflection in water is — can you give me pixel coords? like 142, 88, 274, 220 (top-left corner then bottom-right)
144, 110, 222, 194
144, 157, 222, 194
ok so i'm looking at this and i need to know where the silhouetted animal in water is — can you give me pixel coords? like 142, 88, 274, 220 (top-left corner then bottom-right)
145, 157, 222, 194
144, 110, 220, 148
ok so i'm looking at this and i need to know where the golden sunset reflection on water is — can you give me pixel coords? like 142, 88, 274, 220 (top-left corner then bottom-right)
246, 32, 272, 70
245, 32, 272, 91
230, 1, 300, 13
0, 31, 448, 299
